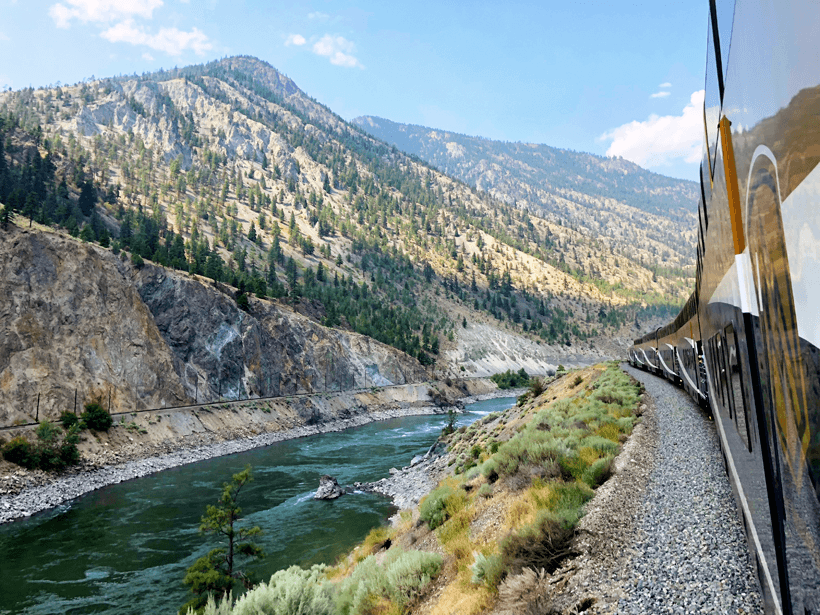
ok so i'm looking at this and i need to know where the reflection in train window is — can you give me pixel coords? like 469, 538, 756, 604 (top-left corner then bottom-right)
713, 0, 735, 88
715, 335, 727, 411
718, 333, 735, 419
704, 18, 721, 176
725, 324, 752, 452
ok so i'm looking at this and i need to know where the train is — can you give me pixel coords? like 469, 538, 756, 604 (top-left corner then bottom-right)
627, 1, 820, 613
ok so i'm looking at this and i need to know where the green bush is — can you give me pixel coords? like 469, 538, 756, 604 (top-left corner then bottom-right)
471, 551, 505, 588
490, 368, 530, 390
60, 411, 79, 429
199, 565, 335, 615
336, 549, 442, 615
420, 484, 456, 529
81, 403, 113, 431
582, 455, 614, 489
2, 421, 82, 471
2, 437, 38, 469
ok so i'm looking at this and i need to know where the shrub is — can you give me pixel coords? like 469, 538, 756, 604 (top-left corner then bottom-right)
582, 455, 614, 489
60, 411, 79, 429
471, 551, 505, 589
81, 403, 113, 431
420, 484, 456, 529
131, 252, 144, 268
528, 377, 546, 398
336, 549, 442, 615
203, 565, 335, 615
477, 483, 493, 498
2, 437, 38, 469
500, 511, 576, 576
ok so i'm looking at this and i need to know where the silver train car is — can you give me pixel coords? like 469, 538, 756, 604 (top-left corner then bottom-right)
629, 1, 820, 613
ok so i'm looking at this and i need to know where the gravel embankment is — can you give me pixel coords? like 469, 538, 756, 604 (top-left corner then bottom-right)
0, 404, 452, 525
618, 365, 763, 615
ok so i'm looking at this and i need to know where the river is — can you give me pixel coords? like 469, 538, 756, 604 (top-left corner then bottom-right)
0, 396, 516, 615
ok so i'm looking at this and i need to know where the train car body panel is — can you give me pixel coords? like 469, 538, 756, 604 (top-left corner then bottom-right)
630, 1, 820, 612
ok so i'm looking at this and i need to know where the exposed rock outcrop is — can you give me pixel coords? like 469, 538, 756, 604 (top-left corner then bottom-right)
131, 263, 429, 404
0, 226, 189, 425
0, 226, 428, 426
314, 475, 343, 500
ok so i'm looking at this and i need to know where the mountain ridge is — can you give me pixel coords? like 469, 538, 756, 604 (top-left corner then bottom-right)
0, 55, 687, 423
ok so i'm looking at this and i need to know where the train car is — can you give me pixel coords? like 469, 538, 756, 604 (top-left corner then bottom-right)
629, 1, 820, 613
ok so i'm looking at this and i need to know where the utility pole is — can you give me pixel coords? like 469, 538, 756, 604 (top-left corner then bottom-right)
36, 393, 40, 422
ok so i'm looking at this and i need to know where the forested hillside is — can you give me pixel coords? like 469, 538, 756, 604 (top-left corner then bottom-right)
353, 115, 698, 276
0, 56, 684, 370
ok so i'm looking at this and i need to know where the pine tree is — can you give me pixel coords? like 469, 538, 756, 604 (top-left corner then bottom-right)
181, 466, 264, 614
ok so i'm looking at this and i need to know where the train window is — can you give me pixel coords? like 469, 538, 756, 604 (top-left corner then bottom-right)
699, 166, 709, 230
722, 331, 736, 420
716, 335, 729, 414
713, 0, 736, 90
725, 324, 752, 452
704, 18, 721, 177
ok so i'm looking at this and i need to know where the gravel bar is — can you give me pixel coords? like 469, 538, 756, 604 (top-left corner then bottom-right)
620, 365, 763, 615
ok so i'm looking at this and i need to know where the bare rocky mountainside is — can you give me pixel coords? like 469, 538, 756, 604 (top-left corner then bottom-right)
0, 56, 689, 423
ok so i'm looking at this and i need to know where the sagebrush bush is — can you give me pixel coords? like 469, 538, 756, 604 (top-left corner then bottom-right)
209, 565, 334, 615
336, 549, 442, 615
500, 510, 575, 575
420, 484, 459, 529
471, 551, 505, 588
582, 455, 614, 489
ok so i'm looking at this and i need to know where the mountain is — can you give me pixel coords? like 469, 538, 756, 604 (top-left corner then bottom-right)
352, 115, 698, 271
0, 56, 687, 420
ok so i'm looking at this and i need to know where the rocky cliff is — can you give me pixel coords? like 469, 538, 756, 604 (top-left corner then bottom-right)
132, 262, 429, 403
0, 225, 188, 425
0, 225, 428, 426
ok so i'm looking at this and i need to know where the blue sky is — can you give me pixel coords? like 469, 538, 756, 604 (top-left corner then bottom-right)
0, 1, 708, 180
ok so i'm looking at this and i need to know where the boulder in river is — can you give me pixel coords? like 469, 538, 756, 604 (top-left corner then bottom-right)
314, 475, 343, 500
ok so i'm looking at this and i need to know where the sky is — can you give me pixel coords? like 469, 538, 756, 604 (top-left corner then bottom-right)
0, 0, 709, 181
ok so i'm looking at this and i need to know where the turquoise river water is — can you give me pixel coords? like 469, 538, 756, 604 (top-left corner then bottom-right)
0, 396, 516, 615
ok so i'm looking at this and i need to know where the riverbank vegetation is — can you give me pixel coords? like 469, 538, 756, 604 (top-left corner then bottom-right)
182, 362, 641, 615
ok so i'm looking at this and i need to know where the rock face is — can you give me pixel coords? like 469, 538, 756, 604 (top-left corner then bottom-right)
314, 475, 343, 500
0, 227, 189, 425
0, 226, 428, 426
132, 263, 429, 404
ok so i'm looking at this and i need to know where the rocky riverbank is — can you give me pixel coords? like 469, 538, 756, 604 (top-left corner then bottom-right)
0, 402, 459, 524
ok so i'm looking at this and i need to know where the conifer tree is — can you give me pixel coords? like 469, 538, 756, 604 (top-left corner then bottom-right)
181, 466, 264, 615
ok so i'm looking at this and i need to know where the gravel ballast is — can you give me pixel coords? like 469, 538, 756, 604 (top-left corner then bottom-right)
617, 365, 763, 615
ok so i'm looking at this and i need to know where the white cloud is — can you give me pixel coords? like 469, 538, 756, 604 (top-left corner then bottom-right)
312, 34, 362, 68
0, 32, 9, 42
142, 51, 154, 61
650, 91, 671, 98
285, 33, 306, 46
49, 0, 163, 27
659, 82, 672, 88
308, 11, 329, 20
599, 90, 705, 169
101, 19, 212, 55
